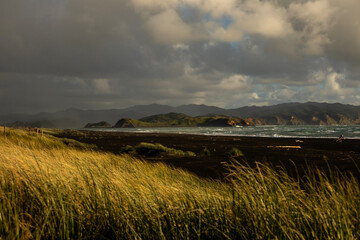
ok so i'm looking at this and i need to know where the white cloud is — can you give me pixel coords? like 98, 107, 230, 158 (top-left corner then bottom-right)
234, 1, 293, 38
251, 92, 259, 100
324, 72, 342, 94
218, 74, 251, 91
300, 68, 358, 102
145, 9, 204, 44
92, 78, 111, 94
130, 0, 360, 62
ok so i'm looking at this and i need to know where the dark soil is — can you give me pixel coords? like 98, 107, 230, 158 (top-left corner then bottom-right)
53, 130, 360, 181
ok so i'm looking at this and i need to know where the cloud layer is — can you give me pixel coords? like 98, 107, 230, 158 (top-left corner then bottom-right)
1, 0, 360, 113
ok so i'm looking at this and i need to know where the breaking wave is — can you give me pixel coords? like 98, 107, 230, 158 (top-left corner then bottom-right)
85, 125, 360, 139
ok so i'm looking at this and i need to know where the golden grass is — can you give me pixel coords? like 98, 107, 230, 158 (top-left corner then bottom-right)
1, 128, 360, 239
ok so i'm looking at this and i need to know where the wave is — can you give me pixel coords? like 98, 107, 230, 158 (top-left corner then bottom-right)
83, 125, 360, 139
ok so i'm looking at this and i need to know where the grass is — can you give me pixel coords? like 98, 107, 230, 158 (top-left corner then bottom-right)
133, 142, 196, 157
1, 128, 360, 239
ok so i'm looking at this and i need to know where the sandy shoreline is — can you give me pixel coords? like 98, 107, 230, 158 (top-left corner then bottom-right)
55, 130, 360, 181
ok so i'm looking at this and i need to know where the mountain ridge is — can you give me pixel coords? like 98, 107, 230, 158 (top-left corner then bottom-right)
2, 102, 360, 128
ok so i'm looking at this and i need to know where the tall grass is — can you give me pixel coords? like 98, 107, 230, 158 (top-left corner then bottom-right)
1, 128, 360, 239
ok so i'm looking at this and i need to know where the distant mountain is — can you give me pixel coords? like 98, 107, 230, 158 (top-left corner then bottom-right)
125, 103, 175, 116
0, 104, 224, 128
2, 102, 360, 128
84, 121, 112, 128
228, 102, 360, 125
139, 112, 190, 123
174, 104, 226, 116
1, 105, 170, 128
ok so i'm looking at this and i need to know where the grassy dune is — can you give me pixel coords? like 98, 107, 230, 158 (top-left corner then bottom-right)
1, 128, 360, 239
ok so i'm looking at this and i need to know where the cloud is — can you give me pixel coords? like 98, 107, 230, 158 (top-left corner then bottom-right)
131, 0, 178, 14
326, 0, 360, 64
235, 1, 293, 38
308, 68, 356, 100
92, 79, 112, 94
145, 9, 203, 44
218, 74, 251, 91
286, 0, 334, 55
1, 0, 360, 114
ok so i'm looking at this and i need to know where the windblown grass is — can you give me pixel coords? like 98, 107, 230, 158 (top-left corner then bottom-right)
1, 128, 360, 239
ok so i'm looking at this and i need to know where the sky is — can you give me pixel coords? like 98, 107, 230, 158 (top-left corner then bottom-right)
1, 0, 360, 114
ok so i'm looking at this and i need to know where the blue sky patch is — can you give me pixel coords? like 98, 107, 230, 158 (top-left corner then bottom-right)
221, 15, 233, 29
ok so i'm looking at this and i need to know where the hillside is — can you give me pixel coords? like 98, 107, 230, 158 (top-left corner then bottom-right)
112, 113, 255, 128
84, 121, 112, 128
139, 112, 190, 123
3, 102, 360, 128
230, 102, 360, 125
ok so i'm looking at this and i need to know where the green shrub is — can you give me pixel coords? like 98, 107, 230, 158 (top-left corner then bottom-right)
134, 142, 193, 157
200, 147, 211, 156
228, 148, 244, 157
120, 145, 135, 154
61, 138, 96, 150
134, 142, 167, 156
185, 151, 196, 157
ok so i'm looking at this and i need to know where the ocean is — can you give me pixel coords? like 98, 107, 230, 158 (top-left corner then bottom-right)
84, 125, 360, 139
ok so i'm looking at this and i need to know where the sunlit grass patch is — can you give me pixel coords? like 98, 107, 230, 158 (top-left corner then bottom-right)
1, 127, 95, 151
1, 128, 360, 239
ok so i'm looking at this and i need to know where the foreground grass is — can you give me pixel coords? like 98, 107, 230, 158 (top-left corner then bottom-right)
1, 128, 360, 239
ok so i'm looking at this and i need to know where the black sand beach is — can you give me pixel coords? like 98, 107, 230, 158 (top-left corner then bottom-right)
55, 130, 360, 181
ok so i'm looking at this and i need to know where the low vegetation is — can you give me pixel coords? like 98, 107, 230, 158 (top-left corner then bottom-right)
200, 147, 211, 156
132, 142, 196, 157
228, 147, 244, 157
1, 128, 360, 239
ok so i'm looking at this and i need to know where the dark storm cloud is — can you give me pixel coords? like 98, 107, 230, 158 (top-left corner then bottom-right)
187, 40, 320, 83
0, 0, 150, 77
1, 0, 360, 114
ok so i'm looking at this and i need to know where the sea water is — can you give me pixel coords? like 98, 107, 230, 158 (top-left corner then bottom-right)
84, 125, 360, 139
